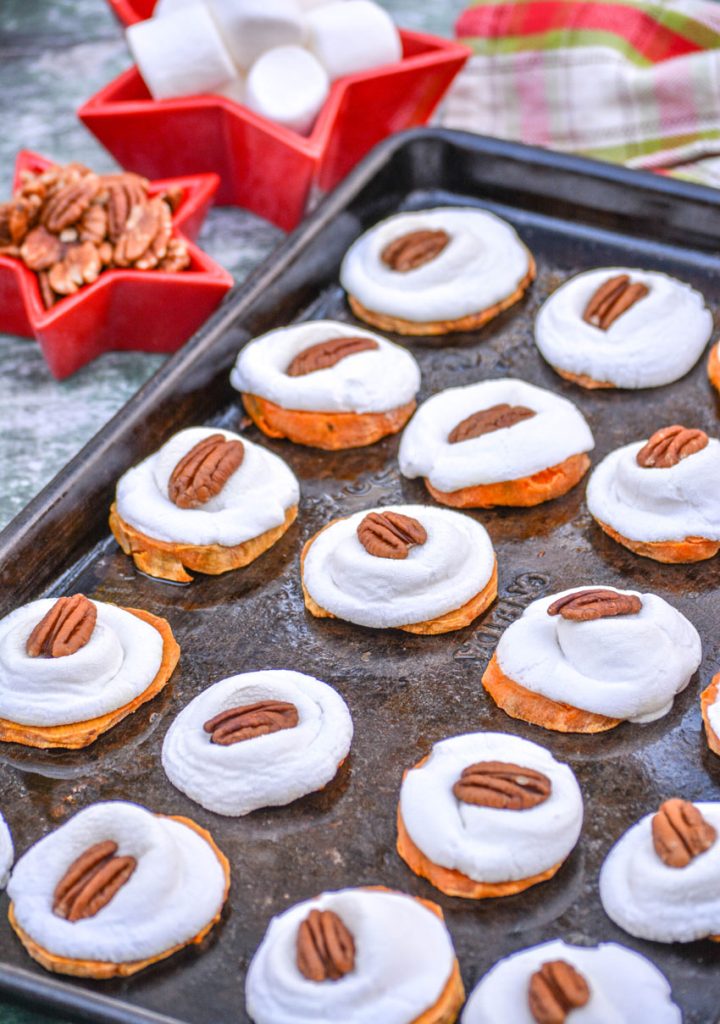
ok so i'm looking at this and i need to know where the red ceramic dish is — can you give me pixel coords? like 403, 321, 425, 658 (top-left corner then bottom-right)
0, 151, 233, 379
84, 4, 469, 230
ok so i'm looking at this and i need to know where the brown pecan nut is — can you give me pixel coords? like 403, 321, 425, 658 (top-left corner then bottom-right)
357, 510, 427, 559
453, 761, 551, 810
53, 840, 137, 922
48, 242, 101, 296
7, 196, 41, 245
78, 203, 108, 245
161, 185, 184, 213
26, 595, 97, 658
297, 909, 355, 982
113, 199, 165, 267
582, 273, 649, 330
448, 403, 536, 443
381, 229, 450, 272
203, 700, 299, 745
42, 175, 100, 234
38, 270, 57, 310
636, 425, 708, 469
168, 433, 245, 509
159, 237, 190, 273
547, 588, 642, 622
19, 226, 63, 272
133, 199, 173, 270
102, 173, 150, 242
652, 798, 717, 868
0, 202, 13, 246
286, 336, 379, 377
528, 960, 591, 1024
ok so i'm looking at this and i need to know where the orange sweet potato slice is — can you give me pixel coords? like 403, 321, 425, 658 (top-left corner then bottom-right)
242, 393, 416, 451
482, 652, 621, 734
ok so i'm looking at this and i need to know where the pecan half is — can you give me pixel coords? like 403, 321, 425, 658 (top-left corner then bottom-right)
0, 202, 12, 246
113, 199, 167, 268
528, 960, 590, 1024
453, 761, 551, 810
381, 229, 450, 272
636, 425, 708, 469
159, 237, 190, 273
19, 226, 63, 272
203, 700, 299, 745
448, 403, 536, 444
582, 274, 649, 330
286, 336, 379, 377
7, 196, 41, 245
78, 203, 108, 245
42, 175, 100, 234
652, 798, 717, 868
168, 433, 245, 509
48, 242, 101, 295
38, 270, 57, 310
53, 840, 137, 922
297, 909, 355, 982
26, 595, 97, 658
103, 173, 150, 242
357, 510, 427, 559
547, 588, 641, 622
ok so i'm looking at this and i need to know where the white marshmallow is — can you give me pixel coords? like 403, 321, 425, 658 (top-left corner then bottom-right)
296, 0, 340, 8
127, 5, 237, 100
306, 0, 402, 81
245, 46, 329, 134
162, 670, 353, 816
0, 812, 13, 890
152, 0, 197, 17
208, 0, 305, 70
462, 940, 681, 1024
214, 75, 246, 104
600, 802, 720, 943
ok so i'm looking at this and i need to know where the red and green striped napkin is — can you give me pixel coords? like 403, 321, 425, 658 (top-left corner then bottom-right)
442, 0, 720, 185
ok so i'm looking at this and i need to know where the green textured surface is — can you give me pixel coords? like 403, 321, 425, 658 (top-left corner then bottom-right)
0, 1, 463, 1021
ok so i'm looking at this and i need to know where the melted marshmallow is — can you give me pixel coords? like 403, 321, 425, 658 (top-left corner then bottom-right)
535, 267, 712, 389
246, 888, 456, 1024
586, 437, 720, 543
400, 732, 582, 882
708, 689, 720, 743
230, 320, 421, 414
495, 587, 700, 723
398, 378, 594, 492
162, 670, 353, 816
8, 802, 226, 963
340, 207, 532, 323
0, 812, 13, 889
302, 504, 496, 629
115, 426, 299, 547
0, 599, 164, 727
461, 940, 681, 1023
600, 802, 720, 942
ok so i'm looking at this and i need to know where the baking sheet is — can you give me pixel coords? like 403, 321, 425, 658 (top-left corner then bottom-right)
0, 129, 719, 1023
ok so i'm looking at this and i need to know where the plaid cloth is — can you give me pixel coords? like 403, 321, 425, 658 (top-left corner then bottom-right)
441, 0, 720, 186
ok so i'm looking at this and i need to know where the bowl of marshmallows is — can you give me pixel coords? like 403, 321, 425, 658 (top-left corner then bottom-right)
80, 0, 469, 228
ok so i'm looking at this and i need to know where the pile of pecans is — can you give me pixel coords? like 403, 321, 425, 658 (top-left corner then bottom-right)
0, 162, 190, 309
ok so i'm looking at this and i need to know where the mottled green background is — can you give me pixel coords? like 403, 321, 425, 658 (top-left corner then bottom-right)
0, 1, 463, 1021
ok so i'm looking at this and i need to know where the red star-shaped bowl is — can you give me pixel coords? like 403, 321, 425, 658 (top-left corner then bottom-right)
0, 151, 233, 379
80, 2, 469, 230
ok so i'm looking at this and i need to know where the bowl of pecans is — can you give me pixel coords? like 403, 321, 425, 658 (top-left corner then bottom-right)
0, 151, 233, 378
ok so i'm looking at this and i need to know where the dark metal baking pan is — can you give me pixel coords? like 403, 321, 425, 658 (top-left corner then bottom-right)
0, 128, 719, 1024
